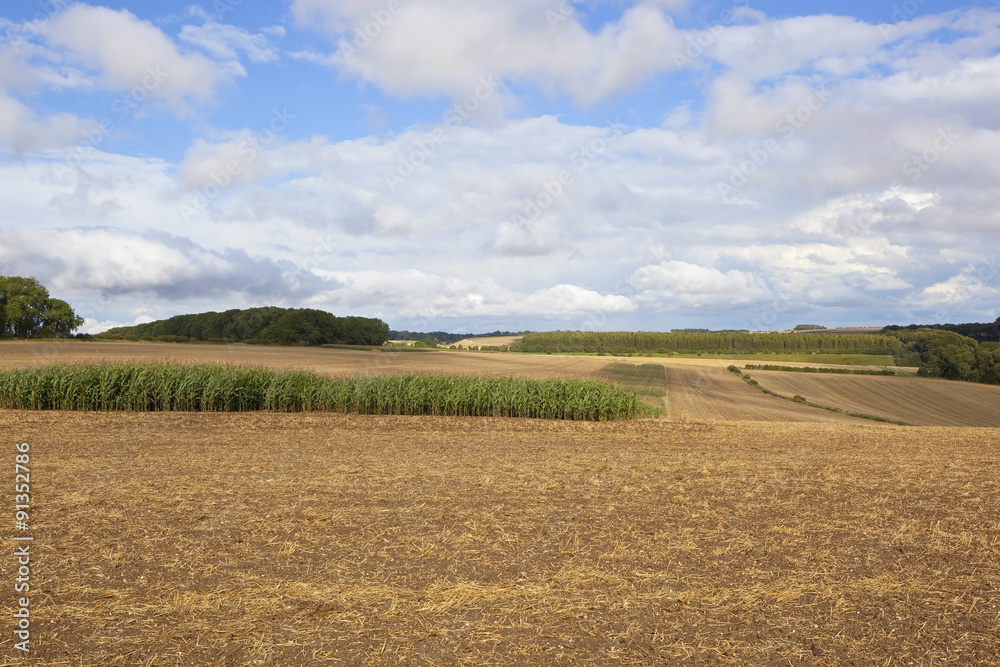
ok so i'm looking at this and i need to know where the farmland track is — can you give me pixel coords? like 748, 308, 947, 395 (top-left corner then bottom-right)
3, 411, 998, 665
751, 371, 1000, 427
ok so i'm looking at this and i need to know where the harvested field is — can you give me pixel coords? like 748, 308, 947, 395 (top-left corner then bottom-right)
0, 342, 915, 424
2, 411, 998, 664
0, 342, 910, 377
0, 341, 606, 381
452, 336, 524, 348
750, 370, 1000, 427
3, 341, 997, 425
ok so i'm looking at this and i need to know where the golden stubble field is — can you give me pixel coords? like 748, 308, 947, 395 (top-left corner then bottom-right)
1, 412, 998, 665
1, 341, 999, 664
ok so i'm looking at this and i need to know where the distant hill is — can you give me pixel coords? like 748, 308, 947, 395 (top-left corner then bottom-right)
97, 307, 389, 347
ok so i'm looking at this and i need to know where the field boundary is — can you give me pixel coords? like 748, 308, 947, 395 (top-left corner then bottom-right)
743, 363, 898, 376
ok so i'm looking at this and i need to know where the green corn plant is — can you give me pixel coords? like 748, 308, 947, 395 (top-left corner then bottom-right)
0, 364, 657, 421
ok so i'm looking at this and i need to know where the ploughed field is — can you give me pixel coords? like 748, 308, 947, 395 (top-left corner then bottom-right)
748, 370, 1000, 427
2, 412, 998, 664
659, 366, 870, 424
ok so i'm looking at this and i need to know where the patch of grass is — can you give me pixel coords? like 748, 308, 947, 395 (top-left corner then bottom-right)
596, 362, 667, 414
596, 362, 667, 397
0, 364, 657, 421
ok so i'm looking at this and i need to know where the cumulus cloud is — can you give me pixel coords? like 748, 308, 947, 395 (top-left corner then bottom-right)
309, 270, 633, 320
0, 227, 321, 301
178, 133, 277, 189
788, 189, 939, 239
631, 261, 772, 310
291, 0, 687, 101
3, 5, 1000, 330
492, 219, 562, 256
42, 5, 235, 113
0, 90, 91, 153
708, 15, 890, 81
910, 263, 1000, 322
179, 21, 281, 66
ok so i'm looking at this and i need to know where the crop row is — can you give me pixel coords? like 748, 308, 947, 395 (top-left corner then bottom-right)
0, 364, 656, 421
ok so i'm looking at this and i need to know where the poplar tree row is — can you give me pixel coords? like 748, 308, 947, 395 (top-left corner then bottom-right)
515, 331, 905, 355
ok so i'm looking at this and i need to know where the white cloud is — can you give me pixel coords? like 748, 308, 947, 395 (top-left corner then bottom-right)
0, 90, 90, 153
3, 5, 1000, 330
0, 227, 296, 297
178, 133, 276, 189
310, 270, 633, 319
862, 271, 912, 291
292, 0, 687, 101
8, 94, 983, 327
179, 21, 281, 65
42, 5, 234, 113
492, 219, 562, 256
916, 271, 1000, 306
708, 15, 890, 80
631, 261, 772, 309
788, 189, 939, 238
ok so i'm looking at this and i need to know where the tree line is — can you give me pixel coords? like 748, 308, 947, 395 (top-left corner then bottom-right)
514, 328, 999, 385
0, 276, 84, 339
892, 329, 1000, 384
883, 316, 1000, 343
514, 331, 905, 356
97, 307, 389, 347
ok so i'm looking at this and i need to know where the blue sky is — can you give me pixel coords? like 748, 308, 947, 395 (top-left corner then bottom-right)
1, 1, 999, 334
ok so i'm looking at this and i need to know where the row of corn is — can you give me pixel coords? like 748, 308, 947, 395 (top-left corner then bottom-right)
0, 364, 657, 421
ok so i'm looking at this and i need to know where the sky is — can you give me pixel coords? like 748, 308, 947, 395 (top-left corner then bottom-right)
1, 0, 999, 334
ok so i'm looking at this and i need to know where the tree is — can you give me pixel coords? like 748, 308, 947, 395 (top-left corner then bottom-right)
894, 328, 984, 381
975, 343, 1000, 385
41, 299, 86, 338
0, 276, 84, 339
97, 307, 389, 347
929, 343, 978, 381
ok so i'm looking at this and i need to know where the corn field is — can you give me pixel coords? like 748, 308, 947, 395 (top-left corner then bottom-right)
0, 364, 656, 421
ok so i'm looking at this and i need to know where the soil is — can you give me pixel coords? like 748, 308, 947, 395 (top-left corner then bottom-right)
2, 411, 997, 665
